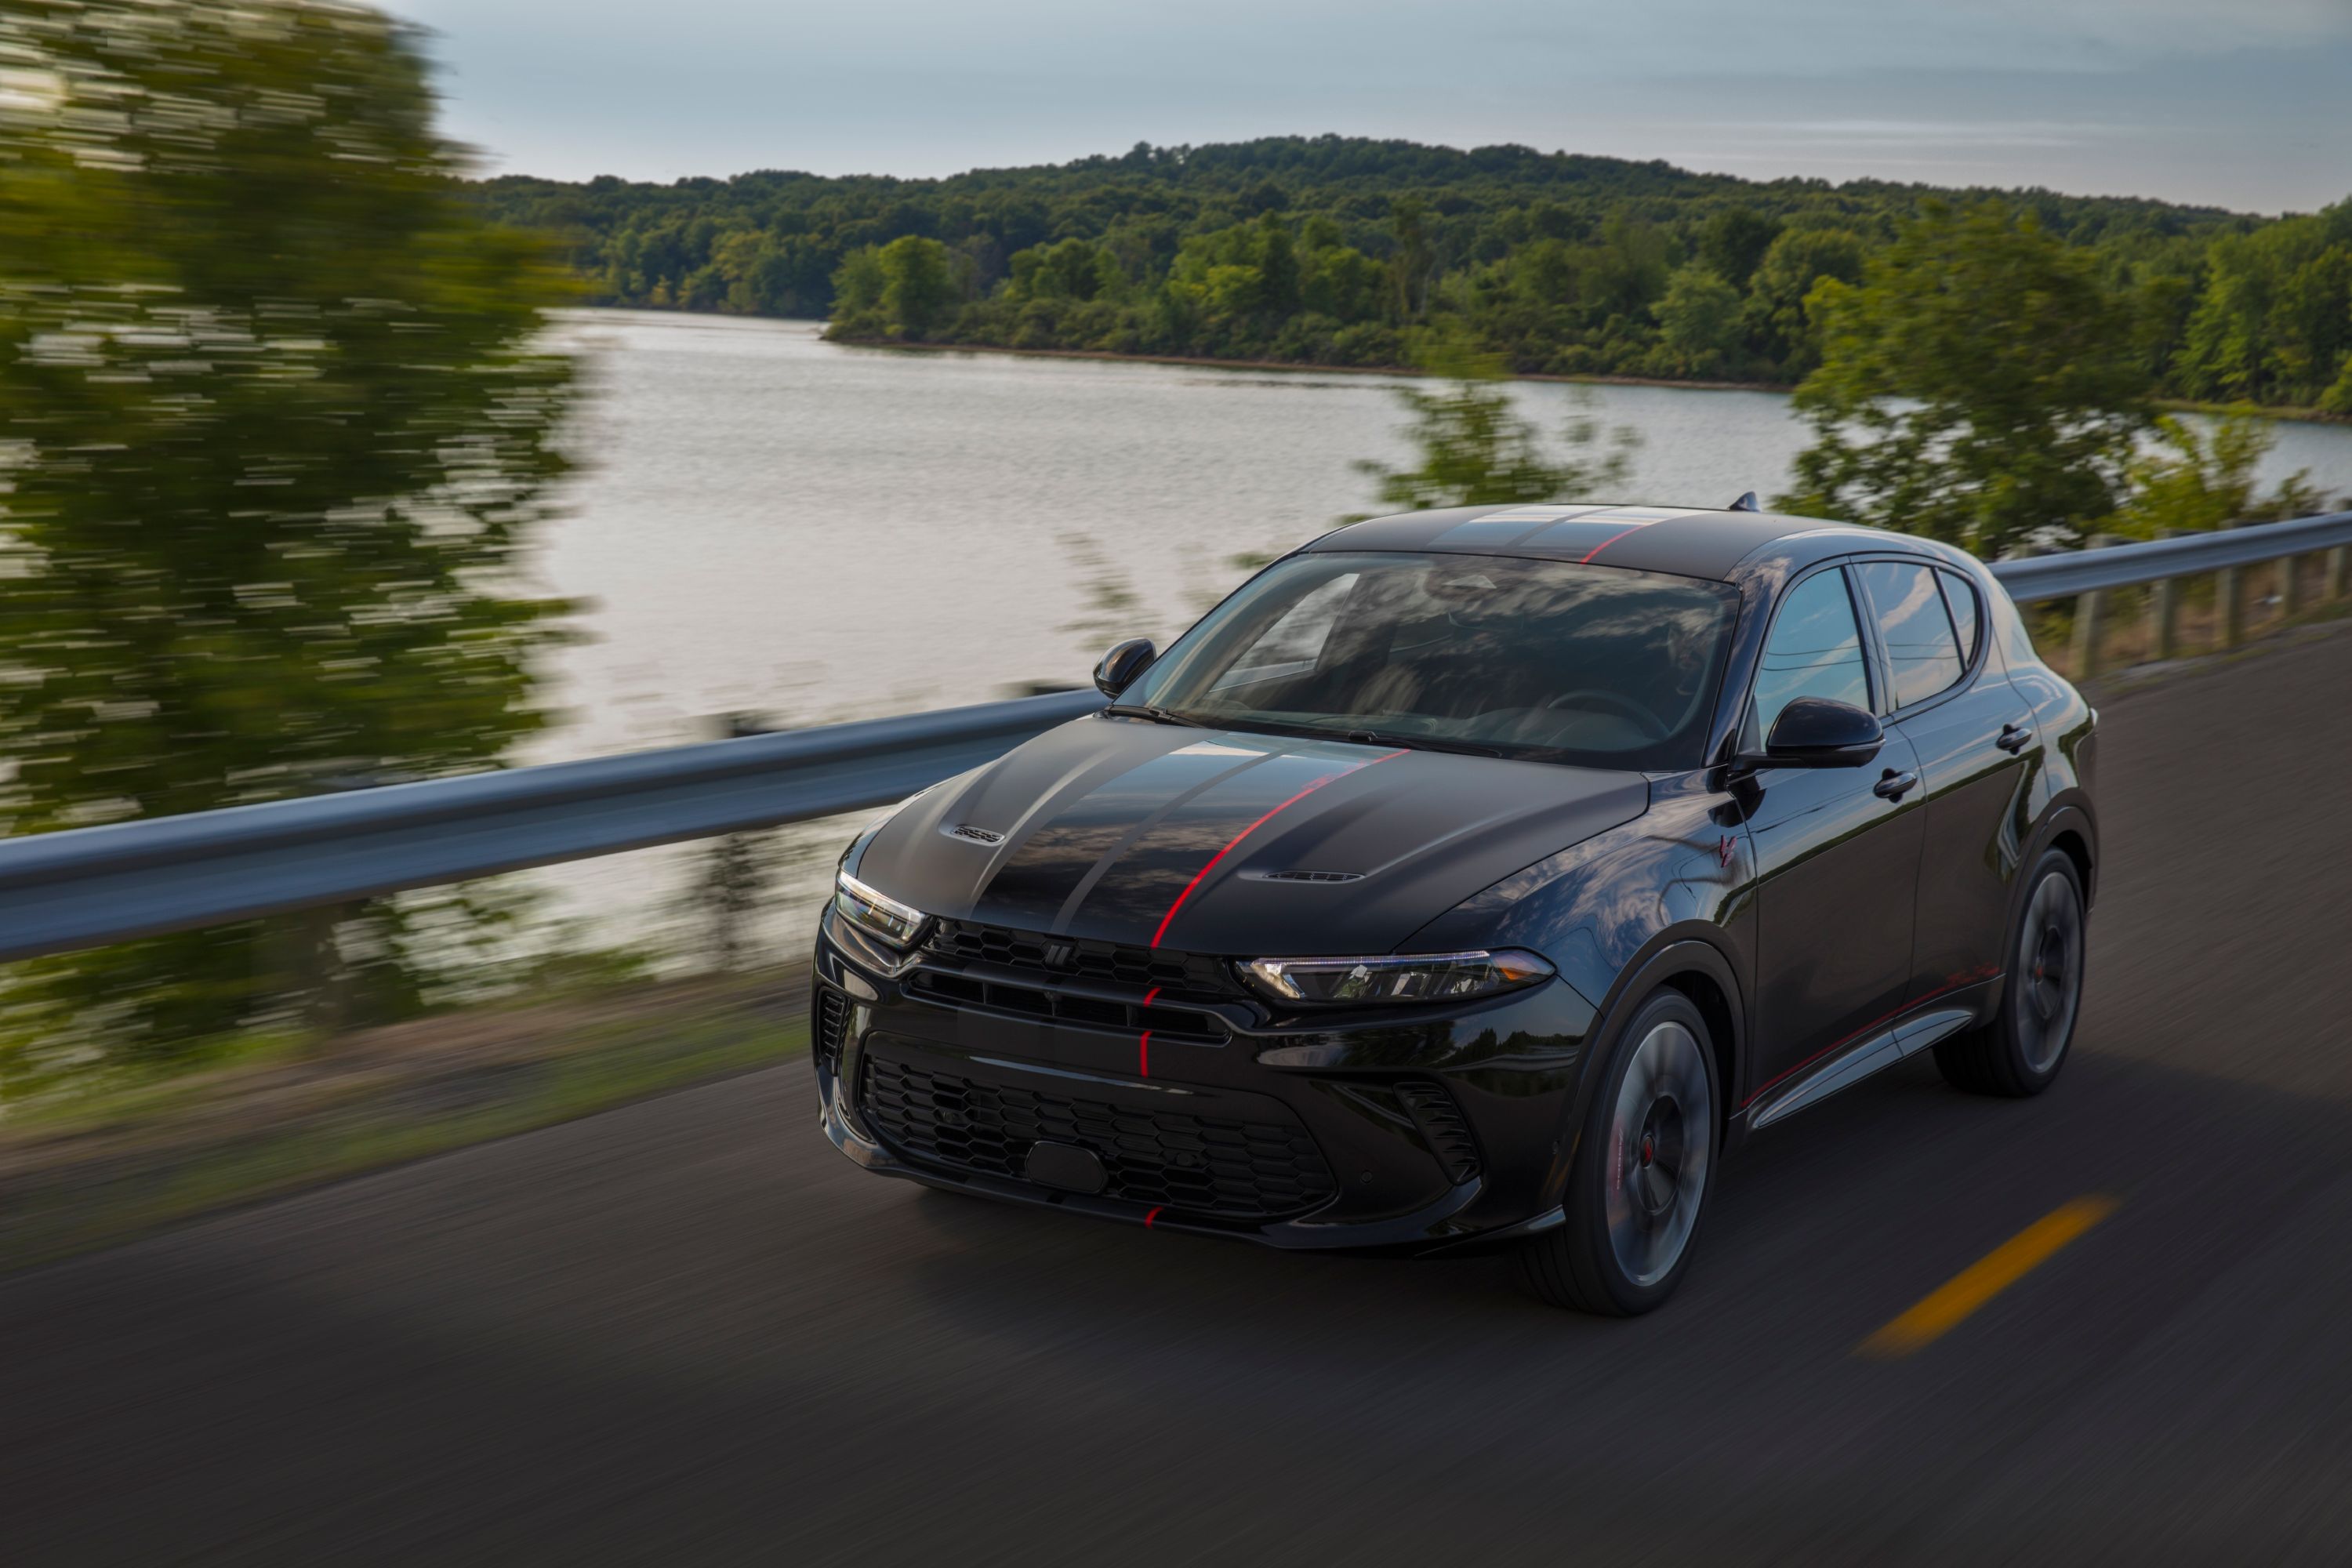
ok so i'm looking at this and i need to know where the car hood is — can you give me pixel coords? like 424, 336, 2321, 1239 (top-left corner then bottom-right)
851, 714, 1650, 956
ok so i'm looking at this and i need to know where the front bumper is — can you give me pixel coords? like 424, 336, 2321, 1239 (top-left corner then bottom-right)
811, 910, 1599, 1254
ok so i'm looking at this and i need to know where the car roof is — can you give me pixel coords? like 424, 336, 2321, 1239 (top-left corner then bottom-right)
1305, 503, 1908, 581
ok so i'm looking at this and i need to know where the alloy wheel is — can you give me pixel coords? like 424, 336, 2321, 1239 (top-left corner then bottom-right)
2016, 868, 2085, 1073
1605, 1018, 1713, 1288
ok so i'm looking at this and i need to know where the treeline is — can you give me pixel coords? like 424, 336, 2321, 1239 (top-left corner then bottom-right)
474, 136, 2352, 412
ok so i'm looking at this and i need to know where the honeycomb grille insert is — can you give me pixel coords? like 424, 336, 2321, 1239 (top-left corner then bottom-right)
860, 1046, 1338, 1221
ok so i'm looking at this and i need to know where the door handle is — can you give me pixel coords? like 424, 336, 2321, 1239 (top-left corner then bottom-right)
1996, 723, 2033, 754
1873, 768, 1919, 801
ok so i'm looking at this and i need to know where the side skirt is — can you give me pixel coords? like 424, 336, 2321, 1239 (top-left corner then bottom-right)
1742, 988, 1994, 1132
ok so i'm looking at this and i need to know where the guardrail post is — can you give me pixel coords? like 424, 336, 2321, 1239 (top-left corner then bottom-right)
2071, 534, 2123, 678
2216, 521, 2245, 652
2328, 546, 2348, 602
2148, 528, 2187, 661
2280, 545, 2303, 619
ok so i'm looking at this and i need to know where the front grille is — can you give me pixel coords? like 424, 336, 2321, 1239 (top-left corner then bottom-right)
926, 919, 1235, 996
1396, 1080, 1481, 1183
906, 969, 1226, 1044
814, 987, 850, 1074
860, 1045, 1338, 1221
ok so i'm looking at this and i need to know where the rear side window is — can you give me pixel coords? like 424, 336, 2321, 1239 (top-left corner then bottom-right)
1753, 569, 1871, 735
1857, 561, 1965, 710
1938, 570, 1982, 664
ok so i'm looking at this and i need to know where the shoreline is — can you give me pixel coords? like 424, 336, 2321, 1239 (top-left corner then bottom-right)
811, 328, 2350, 425
820, 333, 1795, 394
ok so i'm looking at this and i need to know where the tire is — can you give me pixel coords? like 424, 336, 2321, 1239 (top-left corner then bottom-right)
1933, 848, 2087, 1098
1516, 989, 1719, 1315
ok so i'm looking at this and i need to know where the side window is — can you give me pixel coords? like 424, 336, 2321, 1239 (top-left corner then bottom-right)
1857, 561, 1965, 710
1752, 569, 1871, 737
1938, 569, 1981, 665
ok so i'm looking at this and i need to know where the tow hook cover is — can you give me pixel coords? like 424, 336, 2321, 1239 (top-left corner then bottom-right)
1024, 1141, 1108, 1195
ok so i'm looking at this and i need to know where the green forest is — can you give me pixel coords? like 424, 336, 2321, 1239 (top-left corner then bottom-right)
474, 136, 2352, 414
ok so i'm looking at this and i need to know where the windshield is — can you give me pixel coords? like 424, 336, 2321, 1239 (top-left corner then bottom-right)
1123, 551, 1740, 769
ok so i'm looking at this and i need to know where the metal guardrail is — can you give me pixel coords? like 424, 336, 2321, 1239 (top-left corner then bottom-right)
1, 509, 2347, 966
0, 688, 1102, 964
1993, 508, 2352, 603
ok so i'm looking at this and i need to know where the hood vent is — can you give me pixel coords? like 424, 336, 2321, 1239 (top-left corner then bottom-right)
943, 824, 1005, 846
1247, 869, 1364, 884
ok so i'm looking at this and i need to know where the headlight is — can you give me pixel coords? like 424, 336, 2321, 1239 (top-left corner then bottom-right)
833, 869, 928, 948
1236, 949, 1553, 1006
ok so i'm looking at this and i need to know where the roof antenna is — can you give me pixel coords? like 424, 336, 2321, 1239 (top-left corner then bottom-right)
1729, 491, 1760, 512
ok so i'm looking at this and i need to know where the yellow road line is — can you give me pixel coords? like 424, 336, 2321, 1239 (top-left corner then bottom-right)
1860, 1196, 2119, 1358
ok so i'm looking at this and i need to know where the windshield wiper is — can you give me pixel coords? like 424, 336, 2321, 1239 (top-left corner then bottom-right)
1103, 703, 1208, 728
1344, 730, 1503, 758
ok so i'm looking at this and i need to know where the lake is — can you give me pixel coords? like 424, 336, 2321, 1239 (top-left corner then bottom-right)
529, 310, 2352, 946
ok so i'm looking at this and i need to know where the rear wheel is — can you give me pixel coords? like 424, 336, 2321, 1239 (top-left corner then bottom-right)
1934, 849, 2086, 1097
1517, 989, 1718, 1315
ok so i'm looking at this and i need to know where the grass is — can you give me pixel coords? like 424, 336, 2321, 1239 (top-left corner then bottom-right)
0, 969, 808, 1276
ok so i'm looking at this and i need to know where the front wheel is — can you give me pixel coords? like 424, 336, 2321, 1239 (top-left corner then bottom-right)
1517, 989, 1719, 1315
1934, 849, 2087, 1098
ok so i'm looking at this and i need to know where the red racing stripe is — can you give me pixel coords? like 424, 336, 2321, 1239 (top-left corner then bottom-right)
1579, 523, 1652, 562
1148, 751, 1405, 949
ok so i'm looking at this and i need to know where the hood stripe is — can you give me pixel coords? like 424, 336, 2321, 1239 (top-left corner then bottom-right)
1148, 750, 1406, 948
1045, 742, 1291, 935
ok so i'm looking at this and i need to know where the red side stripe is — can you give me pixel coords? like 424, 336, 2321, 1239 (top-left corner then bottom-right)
1738, 966, 2002, 1109
1148, 752, 1404, 949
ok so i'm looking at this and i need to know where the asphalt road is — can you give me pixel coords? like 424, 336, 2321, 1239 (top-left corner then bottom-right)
9, 626, 2352, 1566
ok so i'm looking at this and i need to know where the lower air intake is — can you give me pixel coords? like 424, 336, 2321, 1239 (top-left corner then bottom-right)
814, 987, 849, 1075
859, 1043, 1337, 1222
1396, 1080, 1482, 1184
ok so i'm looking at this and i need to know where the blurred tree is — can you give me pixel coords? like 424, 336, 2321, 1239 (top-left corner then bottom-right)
1357, 344, 1639, 512
2103, 412, 2326, 539
1777, 203, 2151, 557
0, 1, 578, 1067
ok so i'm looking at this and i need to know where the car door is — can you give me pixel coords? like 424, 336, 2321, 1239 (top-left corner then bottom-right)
1741, 564, 1926, 1099
1854, 559, 2037, 1001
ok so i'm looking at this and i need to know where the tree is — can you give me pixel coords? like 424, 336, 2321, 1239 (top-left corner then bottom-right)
1777, 203, 2151, 557
1654, 263, 1742, 375
1741, 227, 1866, 376
1358, 345, 1638, 512
2103, 412, 2326, 539
1698, 207, 1783, 291
877, 235, 958, 339
0, 1, 579, 1067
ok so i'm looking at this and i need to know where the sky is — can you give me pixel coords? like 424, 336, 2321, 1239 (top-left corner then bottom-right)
385, 0, 2352, 214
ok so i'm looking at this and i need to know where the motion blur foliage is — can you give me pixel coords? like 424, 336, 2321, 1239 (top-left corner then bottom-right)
472, 135, 2352, 410
1357, 345, 1639, 514
1778, 203, 2155, 557
0, 1, 579, 1080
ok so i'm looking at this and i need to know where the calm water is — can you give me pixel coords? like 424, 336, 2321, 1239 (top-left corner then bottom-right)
529, 310, 2352, 943
539, 310, 2352, 757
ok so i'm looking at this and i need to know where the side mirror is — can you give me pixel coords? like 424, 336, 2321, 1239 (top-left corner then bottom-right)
1751, 696, 1882, 768
1093, 637, 1156, 699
